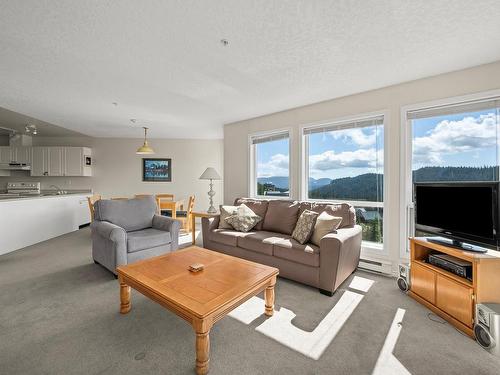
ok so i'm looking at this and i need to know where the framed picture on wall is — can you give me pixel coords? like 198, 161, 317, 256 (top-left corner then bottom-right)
142, 158, 172, 182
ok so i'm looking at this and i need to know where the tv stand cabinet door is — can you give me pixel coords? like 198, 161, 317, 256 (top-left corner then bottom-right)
411, 263, 436, 304
436, 274, 474, 327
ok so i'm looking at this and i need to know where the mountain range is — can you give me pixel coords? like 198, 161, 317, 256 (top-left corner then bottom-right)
258, 166, 498, 201
257, 176, 332, 190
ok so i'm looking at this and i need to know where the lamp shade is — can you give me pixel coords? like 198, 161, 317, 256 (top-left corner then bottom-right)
136, 141, 155, 155
136, 127, 155, 155
199, 167, 221, 180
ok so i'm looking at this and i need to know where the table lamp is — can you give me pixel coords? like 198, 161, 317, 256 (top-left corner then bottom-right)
199, 167, 221, 213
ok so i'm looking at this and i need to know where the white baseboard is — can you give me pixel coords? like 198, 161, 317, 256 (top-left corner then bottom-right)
358, 258, 393, 276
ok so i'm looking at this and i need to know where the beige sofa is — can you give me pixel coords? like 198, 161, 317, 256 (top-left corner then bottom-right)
202, 198, 362, 296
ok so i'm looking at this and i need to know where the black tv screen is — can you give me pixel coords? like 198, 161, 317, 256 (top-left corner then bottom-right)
414, 183, 499, 247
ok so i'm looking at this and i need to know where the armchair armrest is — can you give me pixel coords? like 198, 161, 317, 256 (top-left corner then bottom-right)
90, 220, 127, 243
153, 214, 181, 232
319, 225, 362, 295
90, 220, 128, 270
152, 215, 181, 250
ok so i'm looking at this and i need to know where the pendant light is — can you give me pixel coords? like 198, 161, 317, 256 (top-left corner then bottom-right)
136, 126, 155, 154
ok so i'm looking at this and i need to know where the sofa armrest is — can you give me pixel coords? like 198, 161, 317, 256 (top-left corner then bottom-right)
152, 215, 181, 250
201, 215, 220, 246
319, 225, 362, 294
91, 220, 127, 243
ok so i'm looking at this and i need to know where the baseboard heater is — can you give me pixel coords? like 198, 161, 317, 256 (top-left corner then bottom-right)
358, 258, 392, 275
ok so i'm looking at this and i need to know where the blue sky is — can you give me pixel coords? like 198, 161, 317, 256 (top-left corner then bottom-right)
256, 109, 499, 180
256, 138, 290, 178
412, 110, 498, 170
307, 125, 383, 179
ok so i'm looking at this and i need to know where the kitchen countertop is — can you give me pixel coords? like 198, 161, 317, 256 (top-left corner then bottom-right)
0, 190, 92, 202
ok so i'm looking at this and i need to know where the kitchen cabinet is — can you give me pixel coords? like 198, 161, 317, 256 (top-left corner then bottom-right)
65, 147, 92, 176
65, 147, 83, 176
12, 146, 32, 163
76, 195, 91, 226
0, 146, 32, 163
0, 146, 12, 163
30, 146, 92, 177
0, 194, 91, 255
31, 147, 50, 176
48, 147, 64, 176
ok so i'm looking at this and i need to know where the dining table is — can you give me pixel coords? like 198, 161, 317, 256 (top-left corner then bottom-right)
157, 197, 185, 219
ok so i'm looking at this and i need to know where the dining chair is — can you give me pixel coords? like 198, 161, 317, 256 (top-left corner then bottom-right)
162, 195, 195, 232
87, 194, 102, 223
155, 193, 174, 201
156, 194, 176, 215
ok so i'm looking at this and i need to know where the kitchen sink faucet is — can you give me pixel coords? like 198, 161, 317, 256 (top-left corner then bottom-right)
49, 185, 66, 195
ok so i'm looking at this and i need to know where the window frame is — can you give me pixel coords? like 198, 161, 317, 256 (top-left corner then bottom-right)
248, 128, 293, 199
399, 89, 500, 260
300, 110, 389, 255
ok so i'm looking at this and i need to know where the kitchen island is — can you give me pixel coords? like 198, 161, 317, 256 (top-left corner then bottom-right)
0, 193, 91, 255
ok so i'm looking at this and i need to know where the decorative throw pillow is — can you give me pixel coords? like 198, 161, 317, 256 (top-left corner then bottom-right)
310, 212, 343, 246
292, 210, 319, 244
224, 204, 262, 232
218, 205, 238, 229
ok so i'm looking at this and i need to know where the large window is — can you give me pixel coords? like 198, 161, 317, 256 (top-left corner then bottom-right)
409, 99, 499, 183
250, 131, 290, 198
406, 97, 500, 239
304, 115, 385, 245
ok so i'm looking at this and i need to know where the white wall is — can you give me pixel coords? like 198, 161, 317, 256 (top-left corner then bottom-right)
0, 136, 224, 212
223, 60, 500, 268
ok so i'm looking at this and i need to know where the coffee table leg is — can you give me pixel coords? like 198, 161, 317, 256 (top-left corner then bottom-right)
120, 280, 131, 314
265, 277, 276, 316
195, 330, 210, 375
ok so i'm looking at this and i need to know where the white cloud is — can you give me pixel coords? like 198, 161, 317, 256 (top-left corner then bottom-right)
257, 153, 289, 177
413, 113, 498, 165
309, 148, 383, 171
330, 128, 377, 148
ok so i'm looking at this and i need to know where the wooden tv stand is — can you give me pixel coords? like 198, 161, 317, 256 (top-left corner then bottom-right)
409, 237, 500, 337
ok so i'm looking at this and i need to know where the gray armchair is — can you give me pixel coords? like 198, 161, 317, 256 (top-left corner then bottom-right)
91, 196, 181, 276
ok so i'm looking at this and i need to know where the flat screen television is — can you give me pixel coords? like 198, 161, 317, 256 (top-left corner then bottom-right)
414, 182, 499, 252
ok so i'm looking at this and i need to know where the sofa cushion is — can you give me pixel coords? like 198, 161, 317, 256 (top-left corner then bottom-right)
292, 210, 319, 244
224, 204, 262, 232
300, 202, 355, 228
234, 198, 269, 230
210, 229, 254, 247
273, 238, 320, 267
218, 205, 238, 229
127, 228, 171, 253
95, 197, 157, 232
238, 231, 291, 256
310, 212, 343, 246
263, 200, 300, 235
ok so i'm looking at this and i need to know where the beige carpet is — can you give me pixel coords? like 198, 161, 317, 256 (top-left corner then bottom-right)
1, 227, 499, 374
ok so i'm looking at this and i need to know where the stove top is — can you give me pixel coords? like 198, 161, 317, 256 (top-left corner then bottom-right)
6, 181, 41, 195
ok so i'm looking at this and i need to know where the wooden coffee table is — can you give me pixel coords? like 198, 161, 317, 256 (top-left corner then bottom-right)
116, 246, 278, 375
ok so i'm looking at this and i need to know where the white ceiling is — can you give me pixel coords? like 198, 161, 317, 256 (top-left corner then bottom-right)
1, 1, 500, 139
0, 106, 85, 137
